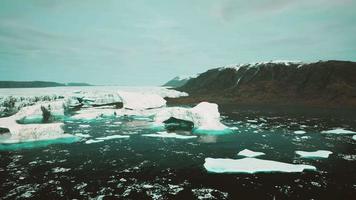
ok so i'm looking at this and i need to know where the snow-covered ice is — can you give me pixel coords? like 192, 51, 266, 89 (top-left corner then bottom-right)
295, 150, 333, 158
142, 131, 197, 139
0, 101, 75, 144
91, 93, 122, 106
321, 128, 355, 135
118, 91, 166, 110
154, 102, 227, 131
204, 158, 316, 173
237, 149, 265, 157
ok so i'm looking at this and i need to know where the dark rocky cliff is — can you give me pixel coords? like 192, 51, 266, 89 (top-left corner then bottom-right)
172, 60, 356, 107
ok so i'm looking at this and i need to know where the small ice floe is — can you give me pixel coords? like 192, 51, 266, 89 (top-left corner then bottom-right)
52, 167, 70, 173
142, 131, 197, 139
321, 128, 355, 135
96, 135, 130, 140
85, 139, 104, 144
83, 134, 129, 144
247, 119, 258, 123
229, 127, 239, 130
237, 149, 265, 158
295, 150, 333, 158
353, 135, 356, 141
203, 158, 316, 173
294, 130, 306, 135
301, 136, 310, 139
78, 124, 90, 128
74, 133, 91, 138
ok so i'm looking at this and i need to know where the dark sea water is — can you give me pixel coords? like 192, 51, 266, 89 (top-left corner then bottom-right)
1, 106, 356, 200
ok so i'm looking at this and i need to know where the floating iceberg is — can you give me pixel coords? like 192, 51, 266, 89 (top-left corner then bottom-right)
142, 131, 197, 139
0, 101, 76, 144
118, 91, 166, 110
294, 130, 306, 135
295, 150, 332, 158
204, 158, 316, 173
154, 102, 227, 132
237, 149, 265, 157
321, 128, 355, 135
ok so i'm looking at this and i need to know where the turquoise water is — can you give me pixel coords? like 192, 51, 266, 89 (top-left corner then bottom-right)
0, 137, 80, 151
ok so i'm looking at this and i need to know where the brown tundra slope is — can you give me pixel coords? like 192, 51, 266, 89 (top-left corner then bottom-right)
167, 60, 356, 108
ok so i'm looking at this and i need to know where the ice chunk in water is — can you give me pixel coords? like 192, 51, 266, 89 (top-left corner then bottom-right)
142, 131, 197, 139
237, 149, 265, 157
154, 102, 227, 132
85, 139, 104, 144
321, 128, 355, 135
295, 150, 332, 158
294, 130, 306, 134
204, 157, 316, 173
96, 135, 130, 140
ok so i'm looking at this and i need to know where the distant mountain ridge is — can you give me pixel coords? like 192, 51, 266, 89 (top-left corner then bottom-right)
170, 60, 356, 107
0, 81, 92, 88
163, 75, 197, 88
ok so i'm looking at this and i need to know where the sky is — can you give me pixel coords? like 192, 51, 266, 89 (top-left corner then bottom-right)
0, 0, 355, 86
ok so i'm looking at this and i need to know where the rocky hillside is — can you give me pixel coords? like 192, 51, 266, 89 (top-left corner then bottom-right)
173, 60, 356, 107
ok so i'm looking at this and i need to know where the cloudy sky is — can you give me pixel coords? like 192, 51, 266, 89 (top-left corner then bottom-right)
0, 0, 355, 85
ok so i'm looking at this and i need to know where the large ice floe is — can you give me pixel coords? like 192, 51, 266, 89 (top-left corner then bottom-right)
0, 100, 77, 144
321, 128, 356, 135
295, 150, 333, 158
204, 158, 316, 173
153, 102, 227, 133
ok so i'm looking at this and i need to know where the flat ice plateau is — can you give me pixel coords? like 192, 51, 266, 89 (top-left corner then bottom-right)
204, 158, 316, 173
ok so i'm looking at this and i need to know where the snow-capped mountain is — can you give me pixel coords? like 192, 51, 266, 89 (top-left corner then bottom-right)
174, 60, 356, 107
163, 75, 198, 88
